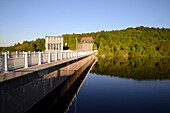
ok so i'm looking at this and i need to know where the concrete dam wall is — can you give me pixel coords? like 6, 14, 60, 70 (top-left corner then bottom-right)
0, 54, 96, 113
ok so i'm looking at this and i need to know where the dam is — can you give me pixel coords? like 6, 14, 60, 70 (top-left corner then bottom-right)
0, 53, 97, 113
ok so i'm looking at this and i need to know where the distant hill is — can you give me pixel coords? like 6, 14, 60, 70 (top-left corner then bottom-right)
1, 26, 170, 57
62, 26, 170, 57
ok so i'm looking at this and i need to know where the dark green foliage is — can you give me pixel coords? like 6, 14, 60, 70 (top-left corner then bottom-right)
91, 57, 170, 80
135, 45, 143, 53
62, 26, 170, 57
0, 46, 15, 52
0, 38, 45, 52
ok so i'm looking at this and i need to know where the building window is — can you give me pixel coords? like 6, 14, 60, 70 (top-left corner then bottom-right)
56, 44, 58, 50
58, 43, 61, 50
48, 44, 50, 50
54, 44, 56, 50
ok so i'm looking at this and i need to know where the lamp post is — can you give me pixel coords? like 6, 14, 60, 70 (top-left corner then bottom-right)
75, 38, 77, 59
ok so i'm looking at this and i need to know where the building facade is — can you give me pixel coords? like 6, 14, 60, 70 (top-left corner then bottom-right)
45, 36, 63, 51
78, 43, 93, 51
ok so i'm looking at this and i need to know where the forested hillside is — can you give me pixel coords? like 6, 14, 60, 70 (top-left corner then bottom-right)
1, 26, 170, 57
63, 26, 170, 57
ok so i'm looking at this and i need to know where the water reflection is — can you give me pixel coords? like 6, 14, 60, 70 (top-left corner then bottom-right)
26, 57, 96, 113
66, 57, 170, 113
91, 57, 170, 80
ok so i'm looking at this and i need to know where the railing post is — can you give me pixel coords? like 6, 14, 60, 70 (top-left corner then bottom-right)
16, 51, 18, 58
34, 51, 36, 56
24, 52, 28, 68
68, 52, 70, 58
65, 52, 67, 59
3, 52, 8, 72
71, 52, 73, 58
38, 51, 41, 65
60, 52, 63, 60
67, 52, 68, 59
7, 51, 9, 58
48, 52, 51, 63
68, 52, 69, 58
29, 51, 31, 57
55, 52, 57, 61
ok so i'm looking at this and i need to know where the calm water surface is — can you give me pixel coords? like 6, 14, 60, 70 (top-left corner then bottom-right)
67, 58, 170, 113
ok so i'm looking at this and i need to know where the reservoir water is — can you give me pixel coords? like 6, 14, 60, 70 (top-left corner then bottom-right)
26, 57, 170, 113
67, 57, 170, 113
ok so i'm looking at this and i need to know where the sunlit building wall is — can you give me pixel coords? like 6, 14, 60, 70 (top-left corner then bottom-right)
45, 36, 63, 51
78, 43, 93, 51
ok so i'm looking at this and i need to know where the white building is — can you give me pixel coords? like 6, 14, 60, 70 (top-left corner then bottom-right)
45, 36, 63, 51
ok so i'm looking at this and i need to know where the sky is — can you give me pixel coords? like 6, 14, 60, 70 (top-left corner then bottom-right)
0, 0, 170, 46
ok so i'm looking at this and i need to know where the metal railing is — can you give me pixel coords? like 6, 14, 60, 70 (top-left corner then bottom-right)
0, 51, 95, 73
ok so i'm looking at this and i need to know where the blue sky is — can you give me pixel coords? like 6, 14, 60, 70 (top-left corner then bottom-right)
0, 0, 170, 46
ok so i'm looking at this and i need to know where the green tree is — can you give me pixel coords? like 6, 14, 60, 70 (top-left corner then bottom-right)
135, 45, 143, 54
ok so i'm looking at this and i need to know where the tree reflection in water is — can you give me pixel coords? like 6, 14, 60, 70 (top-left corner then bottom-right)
91, 57, 170, 80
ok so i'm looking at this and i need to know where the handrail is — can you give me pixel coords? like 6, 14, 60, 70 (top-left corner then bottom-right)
0, 51, 96, 73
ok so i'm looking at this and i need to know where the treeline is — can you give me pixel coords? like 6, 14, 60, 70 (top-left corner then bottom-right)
63, 26, 170, 57
0, 38, 45, 52
98, 26, 170, 57
1, 26, 170, 57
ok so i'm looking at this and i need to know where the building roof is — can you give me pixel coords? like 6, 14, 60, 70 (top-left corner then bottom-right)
78, 43, 93, 45
45, 36, 63, 38
81, 37, 93, 41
